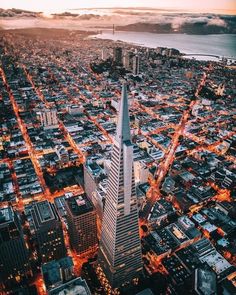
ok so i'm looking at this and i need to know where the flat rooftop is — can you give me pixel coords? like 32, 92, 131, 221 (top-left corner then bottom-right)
49, 276, 91, 295
195, 268, 217, 295
31, 200, 59, 230
66, 194, 94, 217
86, 161, 102, 176
136, 289, 154, 295
36, 201, 55, 223
167, 223, 189, 244
200, 250, 232, 275
0, 207, 14, 225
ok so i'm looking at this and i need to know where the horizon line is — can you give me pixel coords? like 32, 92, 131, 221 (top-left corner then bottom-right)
1, 6, 236, 16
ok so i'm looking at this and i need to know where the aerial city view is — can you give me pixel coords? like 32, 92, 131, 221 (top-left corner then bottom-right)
0, 0, 236, 294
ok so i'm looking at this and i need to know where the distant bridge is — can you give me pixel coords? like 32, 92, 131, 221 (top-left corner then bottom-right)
184, 53, 220, 58
184, 53, 236, 60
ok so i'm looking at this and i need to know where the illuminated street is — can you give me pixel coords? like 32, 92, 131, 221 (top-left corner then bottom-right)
0, 22, 235, 295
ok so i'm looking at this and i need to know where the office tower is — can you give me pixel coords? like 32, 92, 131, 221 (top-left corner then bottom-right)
123, 52, 129, 69
65, 194, 97, 255
0, 207, 31, 289
113, 47, 123, 65
133, 55, 140, 75
94, 179, 107, 221
97, 84, 143, 289
37, 107, 58, 129
123, 51, 130, 70
84, 160, 104, 204
31, 200, 66, 263
102, 48, 108, 60
123, 51, 134, 71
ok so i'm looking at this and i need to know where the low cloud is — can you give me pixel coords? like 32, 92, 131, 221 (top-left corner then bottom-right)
0, 8, 232, 30
207, 17, 227, 27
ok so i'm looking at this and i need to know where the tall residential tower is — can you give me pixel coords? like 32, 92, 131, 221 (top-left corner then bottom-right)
97, 84, 143, 289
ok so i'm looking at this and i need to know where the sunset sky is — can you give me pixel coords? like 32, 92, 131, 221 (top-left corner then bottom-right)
1, 0, 236, 14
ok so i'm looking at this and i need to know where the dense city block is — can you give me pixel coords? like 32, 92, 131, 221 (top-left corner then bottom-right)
0, 28, 236, 295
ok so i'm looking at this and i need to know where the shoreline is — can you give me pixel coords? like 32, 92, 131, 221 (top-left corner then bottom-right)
1, 26, 235, 62
91, 30, 236, 61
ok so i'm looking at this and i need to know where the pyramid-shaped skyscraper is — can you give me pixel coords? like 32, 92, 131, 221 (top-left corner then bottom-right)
97, 83, 143, 289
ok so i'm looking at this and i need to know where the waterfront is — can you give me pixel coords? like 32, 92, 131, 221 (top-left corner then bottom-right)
94, 30, 236, 60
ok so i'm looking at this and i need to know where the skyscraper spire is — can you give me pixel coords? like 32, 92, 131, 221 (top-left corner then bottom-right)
115, 83, 131, 143
97, 83, 143, 290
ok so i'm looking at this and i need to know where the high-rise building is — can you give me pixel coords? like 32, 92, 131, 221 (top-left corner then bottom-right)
123, 51, 133, 71
102, 48, 109, 60
113, 47, 123, 65
97, 84, 143, 289
37, 107, 58, 129
133, 55, 140, 75
65, 194, 97, 255
31, 200, 66, 263
84, 160, 104, 204
0, 207, 32, 289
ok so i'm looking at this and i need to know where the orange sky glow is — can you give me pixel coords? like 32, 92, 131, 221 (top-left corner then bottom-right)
1, 0, 236, 14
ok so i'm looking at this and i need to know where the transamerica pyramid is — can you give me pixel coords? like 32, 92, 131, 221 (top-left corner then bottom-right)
97, 83, 143, 289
